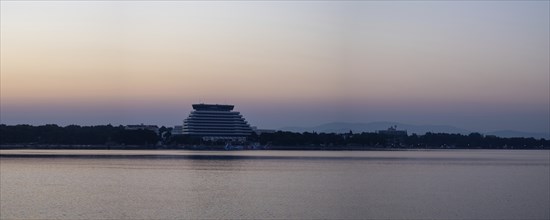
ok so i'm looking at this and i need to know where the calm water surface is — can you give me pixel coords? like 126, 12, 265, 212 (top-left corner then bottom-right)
1, 150, 548, 219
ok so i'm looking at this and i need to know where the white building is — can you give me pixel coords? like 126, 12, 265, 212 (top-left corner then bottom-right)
183, 104, 253, 141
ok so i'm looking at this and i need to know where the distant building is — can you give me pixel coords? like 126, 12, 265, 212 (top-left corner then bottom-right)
377, 125, 407, 136
124, 124, 159, 134
172, 125, 183, 135
183, 104, 253, 141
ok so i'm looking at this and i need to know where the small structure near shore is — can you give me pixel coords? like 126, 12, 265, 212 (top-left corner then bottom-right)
124, 124, 159, 134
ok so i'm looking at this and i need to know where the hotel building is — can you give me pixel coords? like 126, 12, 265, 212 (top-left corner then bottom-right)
183, 104, 253, 141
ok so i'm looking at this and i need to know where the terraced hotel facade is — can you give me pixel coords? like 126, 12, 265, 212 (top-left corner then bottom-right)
183, 104, 253, 141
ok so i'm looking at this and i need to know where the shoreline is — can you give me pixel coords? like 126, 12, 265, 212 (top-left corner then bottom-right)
2, 149, 548, 161
1, 144, 548, 151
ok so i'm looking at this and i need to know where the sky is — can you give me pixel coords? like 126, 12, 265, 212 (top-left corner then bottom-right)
1, 1, 549, 133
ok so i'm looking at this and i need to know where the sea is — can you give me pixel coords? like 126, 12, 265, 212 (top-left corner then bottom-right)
1, 149, 548, 219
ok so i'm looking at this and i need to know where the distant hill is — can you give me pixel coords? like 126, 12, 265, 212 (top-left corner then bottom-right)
280, 122, 549, 139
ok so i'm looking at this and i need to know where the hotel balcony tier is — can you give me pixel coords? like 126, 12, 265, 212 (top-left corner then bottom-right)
183, 124, 252, 129
184, 125, 252, 129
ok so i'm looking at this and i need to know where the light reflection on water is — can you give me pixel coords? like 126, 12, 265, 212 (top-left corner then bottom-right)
1, 150, 549, 219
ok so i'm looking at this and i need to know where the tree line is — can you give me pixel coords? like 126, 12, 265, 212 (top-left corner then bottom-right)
0, 124, 159, 146
254, 131, 549, 149
1, 124, 548, 149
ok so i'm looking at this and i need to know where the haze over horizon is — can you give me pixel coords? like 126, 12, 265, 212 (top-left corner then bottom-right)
1, 1, 549, 133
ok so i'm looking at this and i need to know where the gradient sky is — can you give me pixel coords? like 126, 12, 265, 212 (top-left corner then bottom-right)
1, 1, 549, 133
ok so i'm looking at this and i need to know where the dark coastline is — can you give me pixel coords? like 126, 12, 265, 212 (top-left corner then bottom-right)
2, 125, 548, 150
1, 144, 548, 151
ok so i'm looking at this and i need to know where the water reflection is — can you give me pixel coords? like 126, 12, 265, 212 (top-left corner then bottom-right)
1, 150, 548, 219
